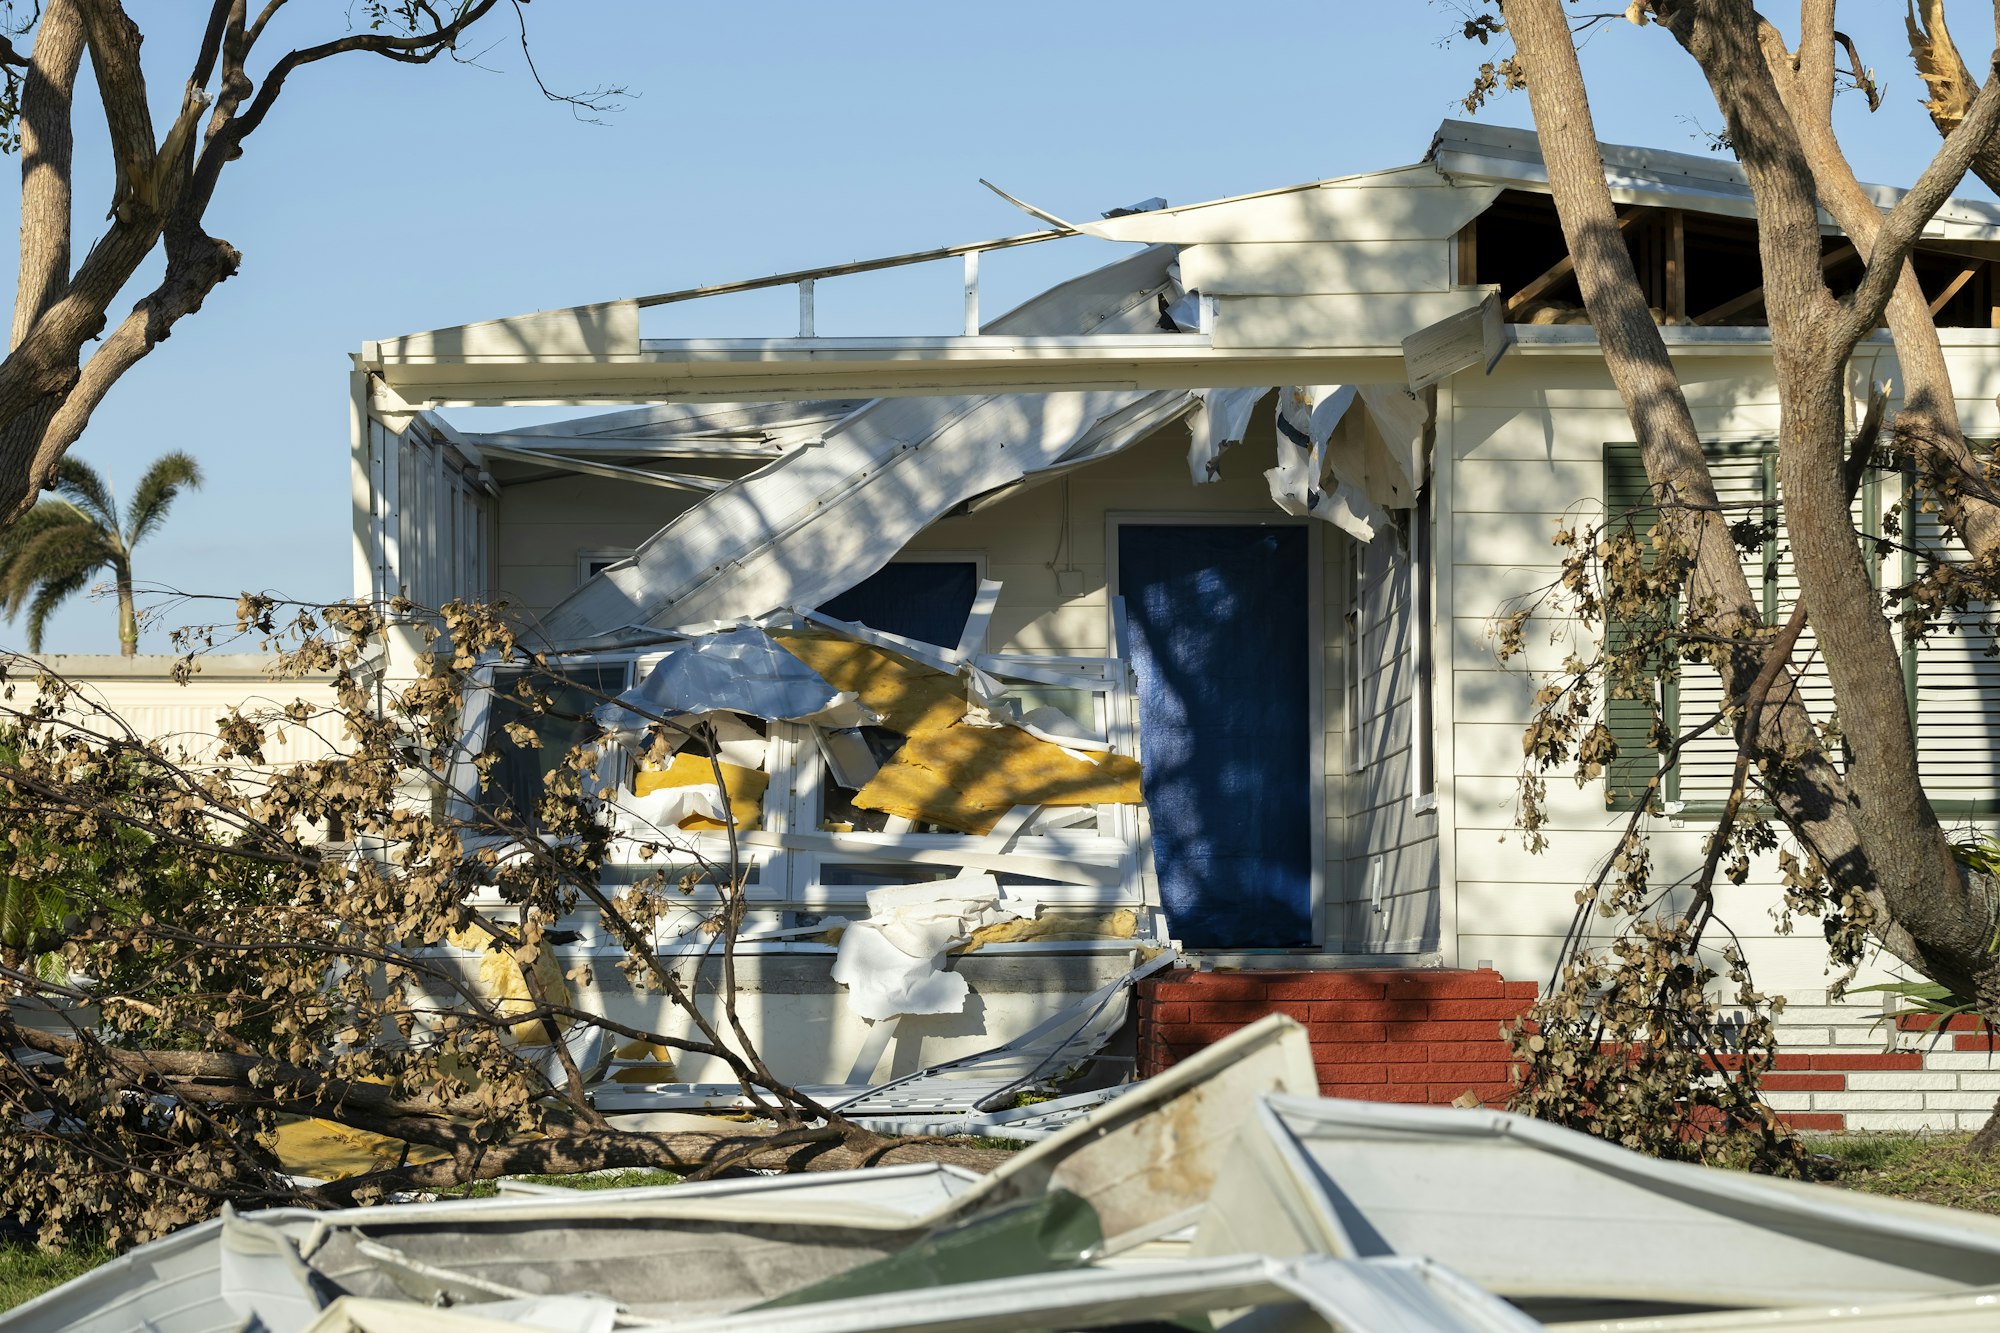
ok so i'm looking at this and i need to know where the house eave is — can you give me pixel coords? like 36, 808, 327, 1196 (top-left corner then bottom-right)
361, 339, 1416, 409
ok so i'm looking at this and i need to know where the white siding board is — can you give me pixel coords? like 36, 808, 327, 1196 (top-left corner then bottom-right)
1213, 291, 1490, 351
1450, 510, 1573, 567
1449, 562, 1568, 609
1452, 616, 1594, 675
1179, 240, 1451, 296
1454, 459, 1599, 512
1450, 667, 1546, 720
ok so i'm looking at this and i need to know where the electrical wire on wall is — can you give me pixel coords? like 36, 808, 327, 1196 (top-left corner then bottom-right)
1048, 477, 1085, 598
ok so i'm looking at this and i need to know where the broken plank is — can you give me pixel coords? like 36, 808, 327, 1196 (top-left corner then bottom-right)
845, 1016, 902, 1085
980, 805, 1040, 852
1695, 245, 1855, 326
796, 608, 963, 675
1929, 264, 1981, 316
955, 579, 1003, 662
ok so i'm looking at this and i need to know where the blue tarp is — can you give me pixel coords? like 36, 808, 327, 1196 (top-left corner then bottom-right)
1118, 525, 1312, 949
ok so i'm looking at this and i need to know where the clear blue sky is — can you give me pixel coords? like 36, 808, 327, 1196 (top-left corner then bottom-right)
0, 1, 1971, 654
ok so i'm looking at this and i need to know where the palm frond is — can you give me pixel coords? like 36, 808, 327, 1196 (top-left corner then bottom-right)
125, 452, 201, 549
0, 500, 93, 574
52, 456, 119, 537
24, 562, 97, 652
0, 520, 113, 623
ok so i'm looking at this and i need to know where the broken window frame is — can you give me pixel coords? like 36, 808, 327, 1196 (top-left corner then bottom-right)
447, 635, 1156, 956
786, 653, 1144, 914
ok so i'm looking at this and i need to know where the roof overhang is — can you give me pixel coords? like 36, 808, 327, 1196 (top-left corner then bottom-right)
359, 335, 1418, 409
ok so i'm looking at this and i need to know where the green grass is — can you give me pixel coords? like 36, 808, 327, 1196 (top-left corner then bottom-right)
442, 1167, 684, 1199
1814, 1131, 2000, 1215
0, 1236, 112, 1313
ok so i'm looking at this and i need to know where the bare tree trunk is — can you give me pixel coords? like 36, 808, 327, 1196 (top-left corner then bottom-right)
1499, 0, 1920, 963
1654, 0, 2000, 993
1756, 10, 2000, 566
0, 1, 526, 524
1505, 0, 2000, 1148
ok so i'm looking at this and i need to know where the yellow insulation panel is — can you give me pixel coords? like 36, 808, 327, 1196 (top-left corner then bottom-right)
634, 751, 768, 831
446, 920, 572, 1045
611, 1037, 678, 1083
772, 630, 966, 735
267, 1117, 448, 1180
960, 908, 1138, 951
853, 724, 1145, 834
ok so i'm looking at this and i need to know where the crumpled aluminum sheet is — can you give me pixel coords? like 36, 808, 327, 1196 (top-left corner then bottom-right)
595, 626, 852, 737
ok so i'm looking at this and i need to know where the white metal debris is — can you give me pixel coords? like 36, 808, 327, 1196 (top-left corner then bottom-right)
22, 1016, 2000, 1333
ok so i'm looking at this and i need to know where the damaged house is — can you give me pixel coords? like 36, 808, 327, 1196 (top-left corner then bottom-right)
349, 119, 2000, 1132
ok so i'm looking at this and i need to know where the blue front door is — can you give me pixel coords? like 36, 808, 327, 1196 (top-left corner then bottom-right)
1117, 524, 1313, 949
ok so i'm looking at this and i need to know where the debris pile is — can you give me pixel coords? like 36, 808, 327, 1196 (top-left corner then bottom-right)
23, 1016, 2000, 1332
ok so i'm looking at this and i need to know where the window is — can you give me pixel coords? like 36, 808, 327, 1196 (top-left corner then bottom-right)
816, 560, 981, 649
577, 548, 633, 585
474, 663, 630, 828
451, 644, 1146, 924
1909, 496, 2000, 812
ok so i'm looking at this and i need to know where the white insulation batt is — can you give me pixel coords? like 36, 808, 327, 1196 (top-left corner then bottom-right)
829, 875, 1019, 1021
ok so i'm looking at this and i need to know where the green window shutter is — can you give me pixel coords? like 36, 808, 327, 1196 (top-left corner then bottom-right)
1603, 441, 1664, 810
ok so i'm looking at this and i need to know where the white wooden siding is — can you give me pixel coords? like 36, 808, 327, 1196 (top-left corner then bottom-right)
1442, 353, 1994, 1002
1178, 240, 1453, 296
1087, 167, 1497, 245
1334, 526, 1442, 954
37, 656, 340, 778
492, 475, 704, 614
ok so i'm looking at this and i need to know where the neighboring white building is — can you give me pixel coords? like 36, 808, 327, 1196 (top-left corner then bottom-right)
35, 654, 338, 774
348, 120, 2000, 1129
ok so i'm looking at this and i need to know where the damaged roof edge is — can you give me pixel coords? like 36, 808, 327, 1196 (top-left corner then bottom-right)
364, 117, 2000, 377
1428, 116, 2000, 237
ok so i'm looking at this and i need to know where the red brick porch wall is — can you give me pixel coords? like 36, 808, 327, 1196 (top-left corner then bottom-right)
1136, 967, 1537, 1106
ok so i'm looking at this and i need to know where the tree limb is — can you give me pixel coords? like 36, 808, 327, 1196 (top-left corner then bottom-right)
1844, 51, 2000, 348
12, 0, 83, 351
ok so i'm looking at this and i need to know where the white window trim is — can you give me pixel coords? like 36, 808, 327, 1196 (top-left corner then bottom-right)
1410, 486, 1438, 815
577, 547, 635, 586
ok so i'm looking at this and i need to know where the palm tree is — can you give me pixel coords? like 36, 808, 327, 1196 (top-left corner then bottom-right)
0, 452, 202, 656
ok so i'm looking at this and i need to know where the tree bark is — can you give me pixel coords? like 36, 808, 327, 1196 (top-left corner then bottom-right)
114, 556, 135, 655
13, 1, 84, 353
1757, 8, 2000, 567
1654, 0, 2000, 990
0, 0, 513, 524
1499, 0, 1921, 963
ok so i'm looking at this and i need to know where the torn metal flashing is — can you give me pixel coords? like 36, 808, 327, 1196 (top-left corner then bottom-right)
536, 248, 1194, 644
